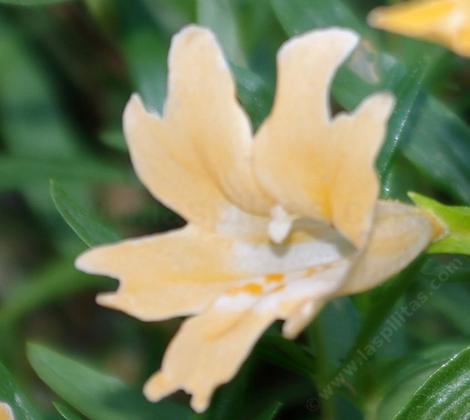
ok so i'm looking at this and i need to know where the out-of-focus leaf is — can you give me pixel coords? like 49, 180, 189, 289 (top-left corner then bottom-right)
366, 342, 468, 420
231, 64, 273, 129
395, 346, 470, 419
100, 128, 127, 153
410, 192, 470, 254
197, 0, 246, 66
256, 333, 316, 382
256, 401, 282, 420
402, 98, 470, 204
50, 180, 121, 247
310, 297, 360, 376
272, 0, 367, 35
122, 28, 167, 112
0, 15, 92, 249
0, 0, 72, 5
0, 156, 131, 191
376, 52, 442, 177
54, 402, 84, 420
0, 362, 42, 420
427, 284, 470, 335
195, 360, 254, 420
28, 344, 192, 420
418, 254, 470, 284
116, 2, 169, 112
0, 259, 109, 336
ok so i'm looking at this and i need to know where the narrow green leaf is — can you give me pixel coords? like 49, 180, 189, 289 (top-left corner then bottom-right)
366, 342, 468, 420
54, 402, 84, 420
0, 15, 94, 247
50, 180, 121, 247
0, 156, 131, 191
395, 346, 470, 419
256, 401, 283, 420
272, 0, 368, 35
377, 52, 442, 178
0, 362, 42, 420
428, 284, 470, 335
28, 343, 192, 420
231, 64, 273, 129
197, 0, 246, 66
401, 97, 470, 204
409, 192, 470, 255
256, 333, 317, 382
100, 128, 128, 153
0, 259, 109, 348
122, 28, 168, 112
0, 0, 73, 5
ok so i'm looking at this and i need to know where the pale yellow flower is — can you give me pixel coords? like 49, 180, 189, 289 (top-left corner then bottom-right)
76, 26, 439, 412
369, 0, 470, 57
0, 403, 14, 420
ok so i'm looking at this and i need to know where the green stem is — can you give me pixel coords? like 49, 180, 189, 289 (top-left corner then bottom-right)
309, 321, 335, 420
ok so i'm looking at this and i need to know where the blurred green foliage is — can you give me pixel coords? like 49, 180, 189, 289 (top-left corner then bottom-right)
0, 0, 469, 419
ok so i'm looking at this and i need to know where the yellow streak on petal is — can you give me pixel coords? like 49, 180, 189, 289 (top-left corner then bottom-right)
227, 283, 264, 296
265, 273, 285, 283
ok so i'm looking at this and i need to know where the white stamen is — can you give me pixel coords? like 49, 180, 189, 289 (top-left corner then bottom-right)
269, 205, 294, 243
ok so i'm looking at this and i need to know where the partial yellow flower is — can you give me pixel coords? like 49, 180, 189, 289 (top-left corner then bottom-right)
0, 403, 14, 420
368, 0, 470, 57
76, 26, 439, 412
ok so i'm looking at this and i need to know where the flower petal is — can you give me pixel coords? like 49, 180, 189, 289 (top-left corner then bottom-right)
0, 403, 14, 420
254, 28, 394, 246
339, 200, 435, 295
143, 261, 350, 412
368, 0, 470, 57
76, 221, 351, 322
76, 225, 243, 321
328, 93, 395, 246
124, 25, 272, 233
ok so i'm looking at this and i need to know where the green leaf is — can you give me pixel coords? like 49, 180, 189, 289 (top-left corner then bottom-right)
401, 97, 470, 204
366, 342, 468, 420
28, 343, 192, 420
0, 0, 73, 5
54, 402, 84, 420
377, 52, 442, 178
197, 0, 246, 66
0, 259, 110, 359
409, 192, 470, 255
311, 297, 360, 375
0, 156, 131, 191
256, 401, 282, 420
50, 180, 121, 247
0, 15, 94, 247
231, 64, 273, 129
272, 0, 368, 35
256, 333, 317, 382
395, 346, 470, 419
428, 284, 470, 335
0, 362, 42, 420
122, 28, 168, 112
100, 128, 128, 153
